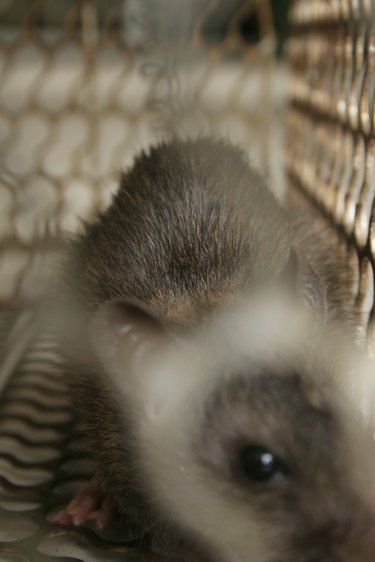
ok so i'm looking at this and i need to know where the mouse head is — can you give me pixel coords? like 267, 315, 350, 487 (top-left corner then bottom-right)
192, 364, 375, 562
91, 294, 375, 562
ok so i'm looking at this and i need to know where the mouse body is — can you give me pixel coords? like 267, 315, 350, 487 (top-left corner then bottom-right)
54, 137, 375, 561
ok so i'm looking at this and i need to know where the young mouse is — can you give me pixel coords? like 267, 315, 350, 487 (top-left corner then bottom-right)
89, 291, 375, 562
53, 137, 373, 560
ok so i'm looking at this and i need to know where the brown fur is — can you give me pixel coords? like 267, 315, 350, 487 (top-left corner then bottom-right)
58, 137, 360, 560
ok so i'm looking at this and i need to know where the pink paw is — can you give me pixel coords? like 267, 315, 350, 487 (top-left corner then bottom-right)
52, 480, 113, 531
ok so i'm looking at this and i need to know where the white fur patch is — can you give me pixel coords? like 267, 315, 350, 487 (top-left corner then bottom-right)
96, 290, 375, 561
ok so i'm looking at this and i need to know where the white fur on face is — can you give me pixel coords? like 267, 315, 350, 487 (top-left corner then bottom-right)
137, 383, 273, 562
96, 290, 375, 562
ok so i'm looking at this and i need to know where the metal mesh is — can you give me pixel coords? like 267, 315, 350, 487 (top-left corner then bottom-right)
286, 0, 375, 353
0, 307, 157, 562
0, 0, 282, 306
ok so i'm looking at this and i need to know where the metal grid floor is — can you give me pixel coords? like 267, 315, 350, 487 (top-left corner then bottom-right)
0, 308, 156, 562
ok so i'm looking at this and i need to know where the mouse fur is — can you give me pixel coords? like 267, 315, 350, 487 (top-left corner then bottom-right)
55, 137, 372, 561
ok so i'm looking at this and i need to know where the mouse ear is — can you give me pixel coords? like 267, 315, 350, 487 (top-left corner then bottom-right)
90, 299, 168, 370
280, 248, 328, 322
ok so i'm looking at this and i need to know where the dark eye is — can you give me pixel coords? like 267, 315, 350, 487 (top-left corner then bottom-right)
239, 445, 290, 483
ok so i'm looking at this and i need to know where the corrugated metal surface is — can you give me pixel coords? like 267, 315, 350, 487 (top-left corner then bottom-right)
0, 309, 158, 561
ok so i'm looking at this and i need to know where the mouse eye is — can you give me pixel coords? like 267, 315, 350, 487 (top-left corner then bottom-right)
239, 445, 290, 483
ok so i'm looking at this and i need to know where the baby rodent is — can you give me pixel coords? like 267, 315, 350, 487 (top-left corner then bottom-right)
55, 137, 375, 562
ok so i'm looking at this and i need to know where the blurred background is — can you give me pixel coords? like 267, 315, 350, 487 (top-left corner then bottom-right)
0, 0, 292, 305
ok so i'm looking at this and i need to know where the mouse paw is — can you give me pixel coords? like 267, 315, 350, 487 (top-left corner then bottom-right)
52, 479, 113, 530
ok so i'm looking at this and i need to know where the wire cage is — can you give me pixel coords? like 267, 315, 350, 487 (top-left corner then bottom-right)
0, 2, 289, 561
0, 0, 284, 307
286, 0, 375, 354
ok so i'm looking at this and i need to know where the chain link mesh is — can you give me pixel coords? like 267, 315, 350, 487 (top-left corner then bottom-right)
0, 0, 281, 305
286, 0, 375, 353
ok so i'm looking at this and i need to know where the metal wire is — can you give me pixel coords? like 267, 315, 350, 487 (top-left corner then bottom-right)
286, 0, 375, 354
0, 0, 279, 306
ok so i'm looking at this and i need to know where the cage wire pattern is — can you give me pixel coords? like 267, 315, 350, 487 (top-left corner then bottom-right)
0, 0, 282, 307
0, 1, 283, 561
0, 309, 152, 562
286, 0, 375, 354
